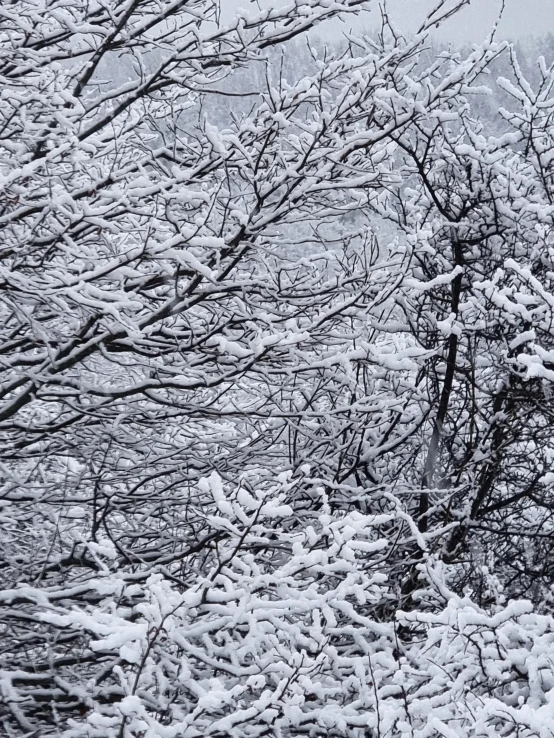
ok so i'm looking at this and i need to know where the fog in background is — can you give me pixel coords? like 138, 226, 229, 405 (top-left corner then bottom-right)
223, 0, 554, 43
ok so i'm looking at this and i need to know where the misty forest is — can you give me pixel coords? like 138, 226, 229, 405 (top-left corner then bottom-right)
3, 0, 554, 736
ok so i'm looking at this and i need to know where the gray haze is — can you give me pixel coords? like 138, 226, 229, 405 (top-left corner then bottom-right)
385, 0, 554, 42
224, 0, 554, 42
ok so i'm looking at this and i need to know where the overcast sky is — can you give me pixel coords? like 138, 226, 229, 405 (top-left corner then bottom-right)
378, 0, 554, 42
225, 0, 554, 43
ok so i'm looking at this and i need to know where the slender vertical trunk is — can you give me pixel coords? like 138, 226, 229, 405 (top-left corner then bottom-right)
418, 230, 463, 533
401, 231, 463, 607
